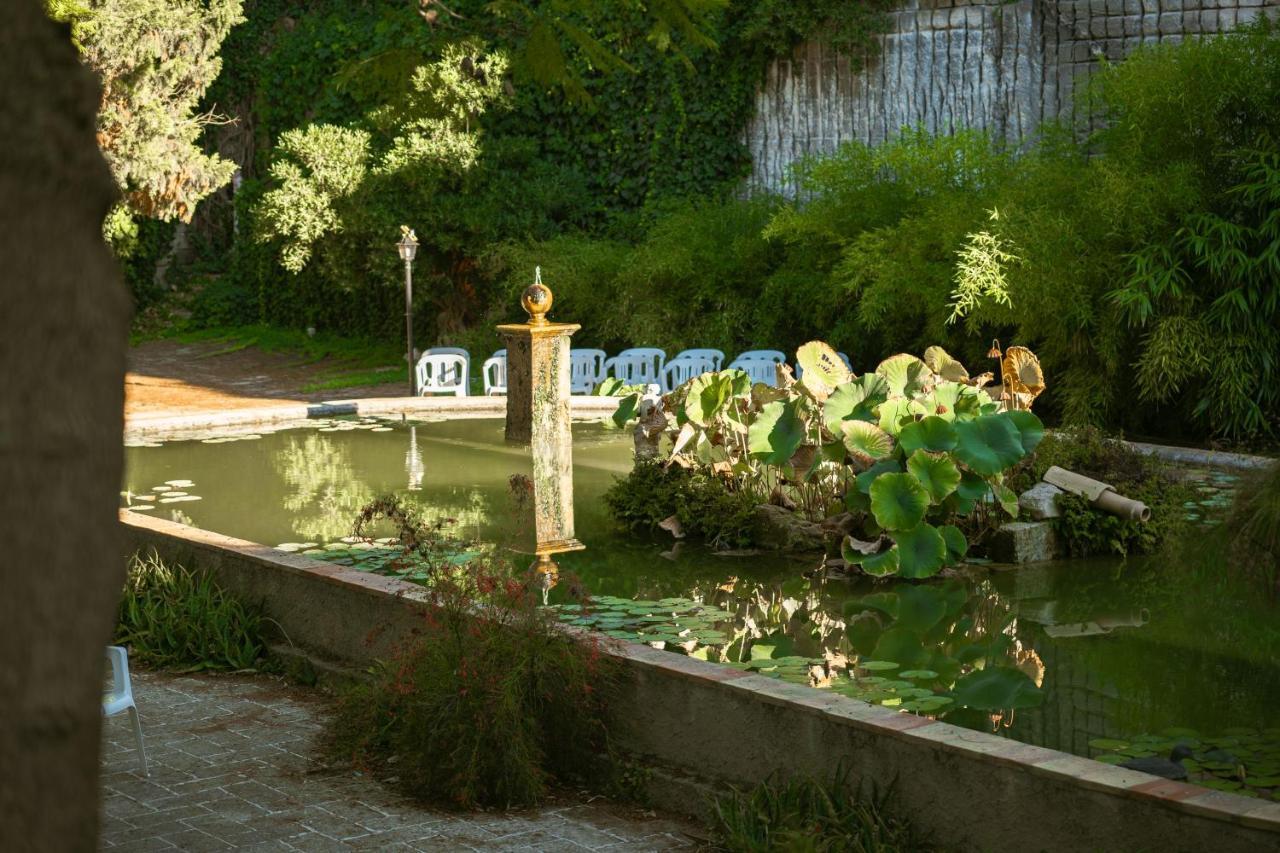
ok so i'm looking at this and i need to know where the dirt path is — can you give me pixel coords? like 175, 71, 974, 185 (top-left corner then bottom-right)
126, 340, 409, 418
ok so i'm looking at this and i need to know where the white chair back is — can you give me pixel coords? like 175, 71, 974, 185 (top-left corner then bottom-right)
415, 351, 470, 396
104, 646, 148, 775
662, 354, 719, 393
570, 348, 607, 394
482, 353, 507, 395
732, 349, 786, 364
603, 347, 666, 387
728, 357, 781, 387
672, 348, 725, 370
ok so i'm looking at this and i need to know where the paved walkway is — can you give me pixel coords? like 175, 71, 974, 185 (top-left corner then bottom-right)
99, 670, 704, 851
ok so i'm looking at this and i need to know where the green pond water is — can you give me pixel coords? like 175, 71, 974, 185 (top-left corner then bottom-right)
123, 416, 1280, 798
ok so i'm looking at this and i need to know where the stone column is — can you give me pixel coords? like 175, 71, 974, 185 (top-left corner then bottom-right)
497, 275, 585, 575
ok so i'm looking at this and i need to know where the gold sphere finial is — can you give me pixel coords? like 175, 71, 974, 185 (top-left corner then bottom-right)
521, 265, 552, 325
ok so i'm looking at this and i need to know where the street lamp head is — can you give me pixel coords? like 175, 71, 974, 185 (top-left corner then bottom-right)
397, 225, 419, 262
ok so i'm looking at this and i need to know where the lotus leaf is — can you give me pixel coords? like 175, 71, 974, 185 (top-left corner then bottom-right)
923, 346, 970, 382
612, 392, 642, 428
748, 400, 806, 466
875, 353, 931, 397
824, 381, 876, 432
797, 340, 851, 392
906, 450, 961, 504
954, 414, 1026, 476
684, 372, 736, 426
950, 666, 1045, 711
940, 524, 968, 562
1006, 409, 1045, 454
842, 420, 894, 464
893, 523, 948, 578
870, 473, 930, 531
855, 459, 902, 494
992, 482, 1019, 516
878, 398, 927, 435
861, 547, 900, 576
898, 416, 959, 454
841, 534, 887, 565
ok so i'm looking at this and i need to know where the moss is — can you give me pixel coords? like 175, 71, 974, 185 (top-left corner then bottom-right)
604, 461, 759, 550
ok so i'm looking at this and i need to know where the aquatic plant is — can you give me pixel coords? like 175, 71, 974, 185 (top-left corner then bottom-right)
116, 550, 265, 671
709, 770, 930, 853
612, 343, 1043, 578
603, 461, 759, 549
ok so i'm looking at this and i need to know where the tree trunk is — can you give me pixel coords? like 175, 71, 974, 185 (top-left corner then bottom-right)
0, 3, 130, 850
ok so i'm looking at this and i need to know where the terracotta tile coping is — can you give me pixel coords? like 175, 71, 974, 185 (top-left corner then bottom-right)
119, 510, 1280, 835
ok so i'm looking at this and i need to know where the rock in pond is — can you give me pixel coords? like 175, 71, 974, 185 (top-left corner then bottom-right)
989, 520, 1061, 564
1018, 481, 1065, 520
751, 504, 828, 552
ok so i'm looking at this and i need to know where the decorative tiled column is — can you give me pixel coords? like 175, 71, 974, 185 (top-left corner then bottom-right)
497, 272, 584, 577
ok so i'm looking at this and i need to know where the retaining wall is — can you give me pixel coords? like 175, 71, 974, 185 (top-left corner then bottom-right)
119, 510, 1280, 851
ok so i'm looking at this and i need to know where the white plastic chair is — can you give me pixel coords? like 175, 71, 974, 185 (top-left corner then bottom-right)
732, 349, 786, 364
427, 347, 470, 387
672, 348, 725, 370
570, 349, 607, 394
728, 356, 782, 387
482, 351, 507, 396
415, 351, 470, 397
662, 354, 719, 393
603, 348, 666, 387
103, 646, 148, 776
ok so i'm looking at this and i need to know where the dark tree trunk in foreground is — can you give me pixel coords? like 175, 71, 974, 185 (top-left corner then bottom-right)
0, 3, 130, 850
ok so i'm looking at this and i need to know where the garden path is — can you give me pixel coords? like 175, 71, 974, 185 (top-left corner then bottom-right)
126, 340, 405, 418
99, 669, 704, 851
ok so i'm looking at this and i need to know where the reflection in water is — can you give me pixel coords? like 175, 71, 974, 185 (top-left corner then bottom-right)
124, 418, 1280, 771
274, 434, 374, 541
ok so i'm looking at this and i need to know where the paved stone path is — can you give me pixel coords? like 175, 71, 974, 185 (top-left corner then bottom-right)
100, 670, 705, 851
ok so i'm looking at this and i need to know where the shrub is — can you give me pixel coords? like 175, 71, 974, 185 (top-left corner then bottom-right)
327, 498, 616, 808
116, 551, 265, 671
710, 771, 929, 853
603, 461, 759, 550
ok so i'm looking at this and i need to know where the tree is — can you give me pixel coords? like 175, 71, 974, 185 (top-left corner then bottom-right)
64, 0, 245, 225
1, 2, 131, 849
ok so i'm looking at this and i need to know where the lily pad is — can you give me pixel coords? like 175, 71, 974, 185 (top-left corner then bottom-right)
859, 660, 900, 671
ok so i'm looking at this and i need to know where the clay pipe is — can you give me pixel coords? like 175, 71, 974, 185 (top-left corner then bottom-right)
1042, 465, 1151, 522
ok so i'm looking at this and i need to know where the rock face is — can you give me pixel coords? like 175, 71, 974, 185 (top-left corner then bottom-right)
745, 0, 1280, 194
1, 3, 131, 848
752, 504, 829, 552
1018, 481, 1065, 520
989, 521, 1061, 564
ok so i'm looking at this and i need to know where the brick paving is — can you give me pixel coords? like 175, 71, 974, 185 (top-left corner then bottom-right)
99, 670, 705, 851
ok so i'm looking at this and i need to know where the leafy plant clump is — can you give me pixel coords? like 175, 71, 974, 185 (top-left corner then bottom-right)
710, 771, 930, 853
327, 500, 616, 808
603, 461, 759, 550
1013, 427, 1196, 557
1226, 461, 1280, 596
116, 551, 265, 671
613, 342, 1043, 578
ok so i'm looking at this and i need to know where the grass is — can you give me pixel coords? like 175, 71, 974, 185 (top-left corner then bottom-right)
116, 551, 266, 672
300, 366, 408, 393
709, 771, 930, 853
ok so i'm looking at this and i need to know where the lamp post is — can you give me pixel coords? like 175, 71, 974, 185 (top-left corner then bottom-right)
397, 226, 419, 396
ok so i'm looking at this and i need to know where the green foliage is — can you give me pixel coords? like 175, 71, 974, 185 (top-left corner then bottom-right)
603, 461, 758, 549
69, 0, 244, 222
116, 551, 265, 671
325, 527, 614, 807
709, 771, 928, 853
1226, 462, 1280, 595
613, 343, 1038, 576
1012, 427, 1195, 557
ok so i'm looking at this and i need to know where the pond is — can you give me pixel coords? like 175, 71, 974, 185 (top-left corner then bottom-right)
123, 416, 1280, 799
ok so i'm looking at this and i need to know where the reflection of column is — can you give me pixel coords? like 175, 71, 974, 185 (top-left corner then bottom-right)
497, 270, 585, 575
405, 426, 424, 491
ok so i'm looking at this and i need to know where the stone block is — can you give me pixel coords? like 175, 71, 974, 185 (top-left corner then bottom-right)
1019, 482, 1065, 520
1124, 14, 1145, 35
989, 521, 1061, 564
1107, 17, 1125, 37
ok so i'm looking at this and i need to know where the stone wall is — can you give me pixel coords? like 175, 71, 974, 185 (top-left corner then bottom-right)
746, 0, 1280, 193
